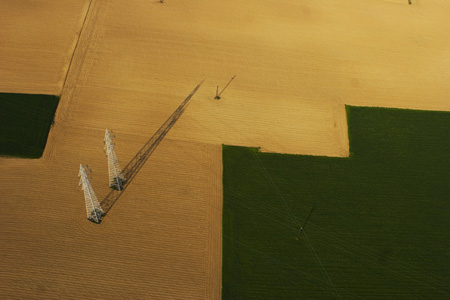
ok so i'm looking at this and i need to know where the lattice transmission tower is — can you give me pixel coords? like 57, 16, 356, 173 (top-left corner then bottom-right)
78, 164, 104, 224
104, 129, 125, 191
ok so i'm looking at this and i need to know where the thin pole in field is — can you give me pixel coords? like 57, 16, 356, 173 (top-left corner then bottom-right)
297, 204, 316, 240
215, 75, 236, 99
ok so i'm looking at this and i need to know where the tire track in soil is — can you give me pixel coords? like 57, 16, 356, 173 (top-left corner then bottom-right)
44, 0, 108, 162
57, 0, 108, 123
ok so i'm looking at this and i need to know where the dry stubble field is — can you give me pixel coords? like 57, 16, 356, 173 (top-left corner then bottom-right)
0, 0, 91, 95
1, 0, 450, 299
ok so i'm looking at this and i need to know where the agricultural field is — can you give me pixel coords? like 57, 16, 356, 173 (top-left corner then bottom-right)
1, 0, 450, 299
0, 93, 59, 158
0, 0, 90, 95
223, 106, 450, 299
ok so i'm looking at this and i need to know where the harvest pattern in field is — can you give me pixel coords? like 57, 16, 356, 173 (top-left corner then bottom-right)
1, 0, 450, 299
0, 0, 90, 95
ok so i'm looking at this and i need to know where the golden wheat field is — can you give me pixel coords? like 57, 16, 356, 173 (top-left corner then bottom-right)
1, 0, 450, 299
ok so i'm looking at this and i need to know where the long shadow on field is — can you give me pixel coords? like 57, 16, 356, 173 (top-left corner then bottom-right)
100, 80, 204, 214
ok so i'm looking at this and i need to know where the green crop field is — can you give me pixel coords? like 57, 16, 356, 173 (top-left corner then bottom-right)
0, 93, 59, 158
222, 106, 450, 299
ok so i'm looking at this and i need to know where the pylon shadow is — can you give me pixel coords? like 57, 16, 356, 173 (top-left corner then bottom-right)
100, 80, 204, 214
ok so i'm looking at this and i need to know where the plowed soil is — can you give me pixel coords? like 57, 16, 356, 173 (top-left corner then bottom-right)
1, 0, 450, 299
0, 0, 90, 95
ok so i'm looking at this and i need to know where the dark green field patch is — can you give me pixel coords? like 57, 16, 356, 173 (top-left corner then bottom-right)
0, 93, 59, 158
223, 106, 450, 299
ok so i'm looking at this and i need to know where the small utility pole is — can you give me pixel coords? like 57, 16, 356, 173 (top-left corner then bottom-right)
214, 75, 236, 100
297, 204, 316, 239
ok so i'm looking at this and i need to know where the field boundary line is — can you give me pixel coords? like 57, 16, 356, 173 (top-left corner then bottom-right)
60, 0, 93, 94
55, 0, 106, 123
44, 0, 106, 161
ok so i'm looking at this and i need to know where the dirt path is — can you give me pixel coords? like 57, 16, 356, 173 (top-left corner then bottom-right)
53, 0, 106, 125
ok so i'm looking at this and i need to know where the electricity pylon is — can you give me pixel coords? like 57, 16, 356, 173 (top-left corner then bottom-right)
78, 164, 104, 224
104, 129, 125, 190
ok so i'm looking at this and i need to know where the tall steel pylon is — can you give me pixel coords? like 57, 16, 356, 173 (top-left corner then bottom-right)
78, 164, 104, 223
104, 129, 125, 190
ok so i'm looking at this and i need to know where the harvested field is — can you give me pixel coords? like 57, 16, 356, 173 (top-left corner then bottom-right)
54, 0, 450, 157
1, 0, 450, 299
0, 0, 90, 95
0, 136, 222, 299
